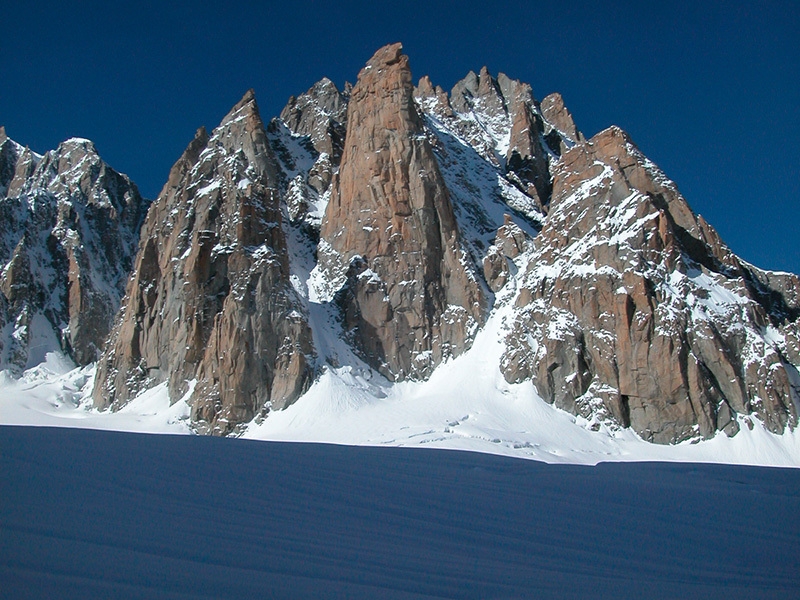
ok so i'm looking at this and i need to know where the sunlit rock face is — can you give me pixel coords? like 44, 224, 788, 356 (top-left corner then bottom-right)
318, 43, 486, 381
93, 91, 314, 434
501, 126, 799, 443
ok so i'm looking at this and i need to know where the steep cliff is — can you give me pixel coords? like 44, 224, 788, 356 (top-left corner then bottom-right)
316, 43, 486, 381
501, 126, 800, 443
9, 43, 795, 446
93, 91, 314, 434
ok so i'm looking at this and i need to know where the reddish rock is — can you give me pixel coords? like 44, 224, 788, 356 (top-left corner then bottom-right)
319, 43, 485, 380
93, 91, 314, 434
502, 126, 799, 443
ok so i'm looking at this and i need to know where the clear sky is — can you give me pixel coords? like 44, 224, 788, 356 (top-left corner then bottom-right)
3, 1, 798, 273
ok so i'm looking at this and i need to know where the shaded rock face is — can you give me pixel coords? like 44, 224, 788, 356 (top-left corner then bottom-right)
279, 77, 348, 162
319, 43, 485, 380
92, 92, 314, 434
444, 68, 574, 212
272, 78, 349, 232
501, 126, 800, 443
0, 130, 148, 371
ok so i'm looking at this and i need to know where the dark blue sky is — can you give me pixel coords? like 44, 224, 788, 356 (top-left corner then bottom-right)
4, 1, 798, 273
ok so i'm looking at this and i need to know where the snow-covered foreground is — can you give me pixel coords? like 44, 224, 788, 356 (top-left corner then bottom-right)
2, 425, 799, 599
2, 296, 800, 468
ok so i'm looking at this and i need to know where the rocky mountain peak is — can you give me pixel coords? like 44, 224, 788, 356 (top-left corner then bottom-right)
0, 130, 148, 371
540, 92, 582, 146
450, 67, 506, 119
414, 76, 453, 117
93, 90, 313, 434
279, 76, 348, 161
361, 41, 404, 72
317, 43, 485, 381
502, 124, 799, 443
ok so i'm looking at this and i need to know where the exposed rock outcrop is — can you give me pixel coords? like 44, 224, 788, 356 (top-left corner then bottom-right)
279, 77, 348, 162
540, 92, 583, 148
92, 91, 314, 434
501, 126, 799, 443
272, 78, 350, 231
318, 43, 485, 380
0, 130, 148, 371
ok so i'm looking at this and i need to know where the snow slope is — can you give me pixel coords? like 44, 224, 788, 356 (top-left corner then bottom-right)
3, 425, 799, 599
3, 289, 799, 467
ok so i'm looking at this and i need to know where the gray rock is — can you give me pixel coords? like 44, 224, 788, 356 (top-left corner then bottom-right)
0, 132, 148, 371
279, 77, 348, 162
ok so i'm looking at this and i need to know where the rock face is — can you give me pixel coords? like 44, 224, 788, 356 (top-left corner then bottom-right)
444, 68, 569, 212
272, 77, 350, 231
279, 77, 348, 162
92, 91, 314, 434
501, 126, 800, 443
0, 129, 148, 371
318, 43, 485, 380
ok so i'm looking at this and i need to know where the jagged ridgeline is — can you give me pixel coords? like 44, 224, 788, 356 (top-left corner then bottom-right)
4, 43, 798, 442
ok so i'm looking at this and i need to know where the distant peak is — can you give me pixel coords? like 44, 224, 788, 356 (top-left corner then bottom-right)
314, 77, 336, 89
0, 126, 6, 143
59, 137, 97, 153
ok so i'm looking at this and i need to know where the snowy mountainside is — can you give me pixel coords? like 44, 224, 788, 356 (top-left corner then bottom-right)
500, 126, 800, 443
0, 128, 148, 373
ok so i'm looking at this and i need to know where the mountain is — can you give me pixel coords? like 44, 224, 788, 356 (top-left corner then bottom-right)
317, 43, 486, 381
5, 43, 799, 447
0, 127, 148, 373
500, 126, 800, 443
92, 92, 314, 435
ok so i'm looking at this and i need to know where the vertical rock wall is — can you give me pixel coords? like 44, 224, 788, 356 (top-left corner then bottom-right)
93, 91, 314, 434
319, 43, 485, 380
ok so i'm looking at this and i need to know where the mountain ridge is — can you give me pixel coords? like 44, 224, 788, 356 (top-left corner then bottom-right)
2, 43, 798, 446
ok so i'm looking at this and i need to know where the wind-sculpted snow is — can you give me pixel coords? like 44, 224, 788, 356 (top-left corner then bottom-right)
3, 425, 800, 599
